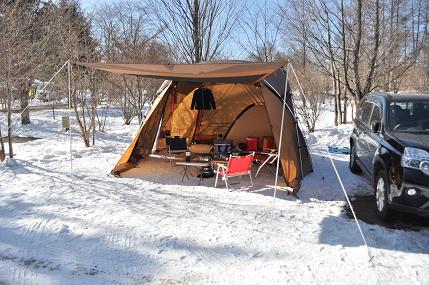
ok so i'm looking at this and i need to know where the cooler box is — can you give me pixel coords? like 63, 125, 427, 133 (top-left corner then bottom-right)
262, 136, 275, 151
246, 137, 258, 151
214, 139, 232, 154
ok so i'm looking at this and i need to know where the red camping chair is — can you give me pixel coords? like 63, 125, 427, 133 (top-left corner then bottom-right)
214, 152, 254, 190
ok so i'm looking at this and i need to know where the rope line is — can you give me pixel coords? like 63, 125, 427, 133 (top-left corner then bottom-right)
327, 148, 373, 262
4, 61, 69, 133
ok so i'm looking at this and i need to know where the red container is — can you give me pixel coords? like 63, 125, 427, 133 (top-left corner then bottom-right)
246, 137, 258, 151
262, 136, 274, 151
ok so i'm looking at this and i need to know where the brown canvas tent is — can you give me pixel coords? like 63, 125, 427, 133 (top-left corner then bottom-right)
72, 61, 313, 191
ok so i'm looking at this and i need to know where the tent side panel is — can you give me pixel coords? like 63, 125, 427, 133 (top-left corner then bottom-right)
297, 127, 313, 176
263, 75, 313, 180
111, 82, 171, 175
261, 87, 301, 190
225, 105, 273, 146
165, 83, 264, 142
160, 81, 202, 134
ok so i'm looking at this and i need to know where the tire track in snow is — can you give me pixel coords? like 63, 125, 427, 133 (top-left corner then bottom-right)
88, 215, 142, 284
11, 208, 50, 285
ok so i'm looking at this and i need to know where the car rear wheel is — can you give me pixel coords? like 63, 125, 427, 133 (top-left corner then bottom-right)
349, 143, 361, 174
375, 169, 392, 220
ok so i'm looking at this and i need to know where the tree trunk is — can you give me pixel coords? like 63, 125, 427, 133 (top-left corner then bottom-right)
90, 81, 97, 146
20, 89, 30, 125
92, 106, 96, 146
353, 0, 363, 100
83, 134, 90, 147
343, 92, 348, 123
338, 84, 342, 124
333, 75, 339, 126
337, 69, 343, 123
192, 0, 201, 63
0, 127, 5, 162
52, 101, 56, 120
7, 91, 13, 159
72, 89, 91, 147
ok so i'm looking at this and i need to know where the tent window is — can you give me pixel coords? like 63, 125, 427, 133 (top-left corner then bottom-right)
191, 88, 216, 110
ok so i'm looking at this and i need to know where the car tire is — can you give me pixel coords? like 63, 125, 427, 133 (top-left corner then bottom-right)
374, 169, 393, 220
349, 143, 361, 174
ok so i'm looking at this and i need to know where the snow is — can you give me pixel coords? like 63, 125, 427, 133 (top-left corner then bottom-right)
1, 107, 429, 285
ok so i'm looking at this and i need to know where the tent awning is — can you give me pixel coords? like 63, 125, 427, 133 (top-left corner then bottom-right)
71, 61, 287, 83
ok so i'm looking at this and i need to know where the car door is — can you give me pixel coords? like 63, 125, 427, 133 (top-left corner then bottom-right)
356, 101, 374, 173
366, 103, 382, 172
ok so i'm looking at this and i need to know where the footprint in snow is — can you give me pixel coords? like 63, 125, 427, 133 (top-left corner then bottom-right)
59, 224, 70, 235
73, 153, 83, 159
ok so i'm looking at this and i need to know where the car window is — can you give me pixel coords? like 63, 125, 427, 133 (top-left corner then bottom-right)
356, 101, 364, 120
389, 101, 429, 132
360, 102, 374, 126
370, 105, 381, 124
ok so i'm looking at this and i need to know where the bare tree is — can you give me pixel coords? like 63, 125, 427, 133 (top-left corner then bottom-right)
49, 0, 100, 147
93, 1, 169, 124
282, 0, 428, 126
239, 0, 284, 62
148, 0, 240, 63
291, 57, 329, 132
0, 0, 42, 158
70, 67, 101, 147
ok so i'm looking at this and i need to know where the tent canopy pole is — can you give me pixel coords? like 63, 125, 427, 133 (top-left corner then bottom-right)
273, 63, 290, 207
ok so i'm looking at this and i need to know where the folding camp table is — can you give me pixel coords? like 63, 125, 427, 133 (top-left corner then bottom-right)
176, 161, 210, 184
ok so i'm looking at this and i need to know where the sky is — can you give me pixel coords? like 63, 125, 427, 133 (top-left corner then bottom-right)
79, 0, 271, 11
78, 0, 284, 60
80, 0, 116, 11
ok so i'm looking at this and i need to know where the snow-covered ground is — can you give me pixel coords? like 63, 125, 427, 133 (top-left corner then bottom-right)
0, 107, 428, 285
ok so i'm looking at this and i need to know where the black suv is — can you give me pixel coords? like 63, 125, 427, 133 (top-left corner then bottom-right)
350, 93, 429, 219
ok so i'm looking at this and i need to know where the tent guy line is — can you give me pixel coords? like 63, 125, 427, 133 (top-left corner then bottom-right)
327, 148, 374, 263
5, 60, 69, 134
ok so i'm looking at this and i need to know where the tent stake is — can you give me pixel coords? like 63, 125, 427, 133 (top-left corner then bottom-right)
67, 60, 73, 174
273, 63, 290, 208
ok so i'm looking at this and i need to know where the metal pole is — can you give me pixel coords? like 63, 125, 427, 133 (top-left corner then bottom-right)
273, 63, 290, 207
67, 60, 73, 174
